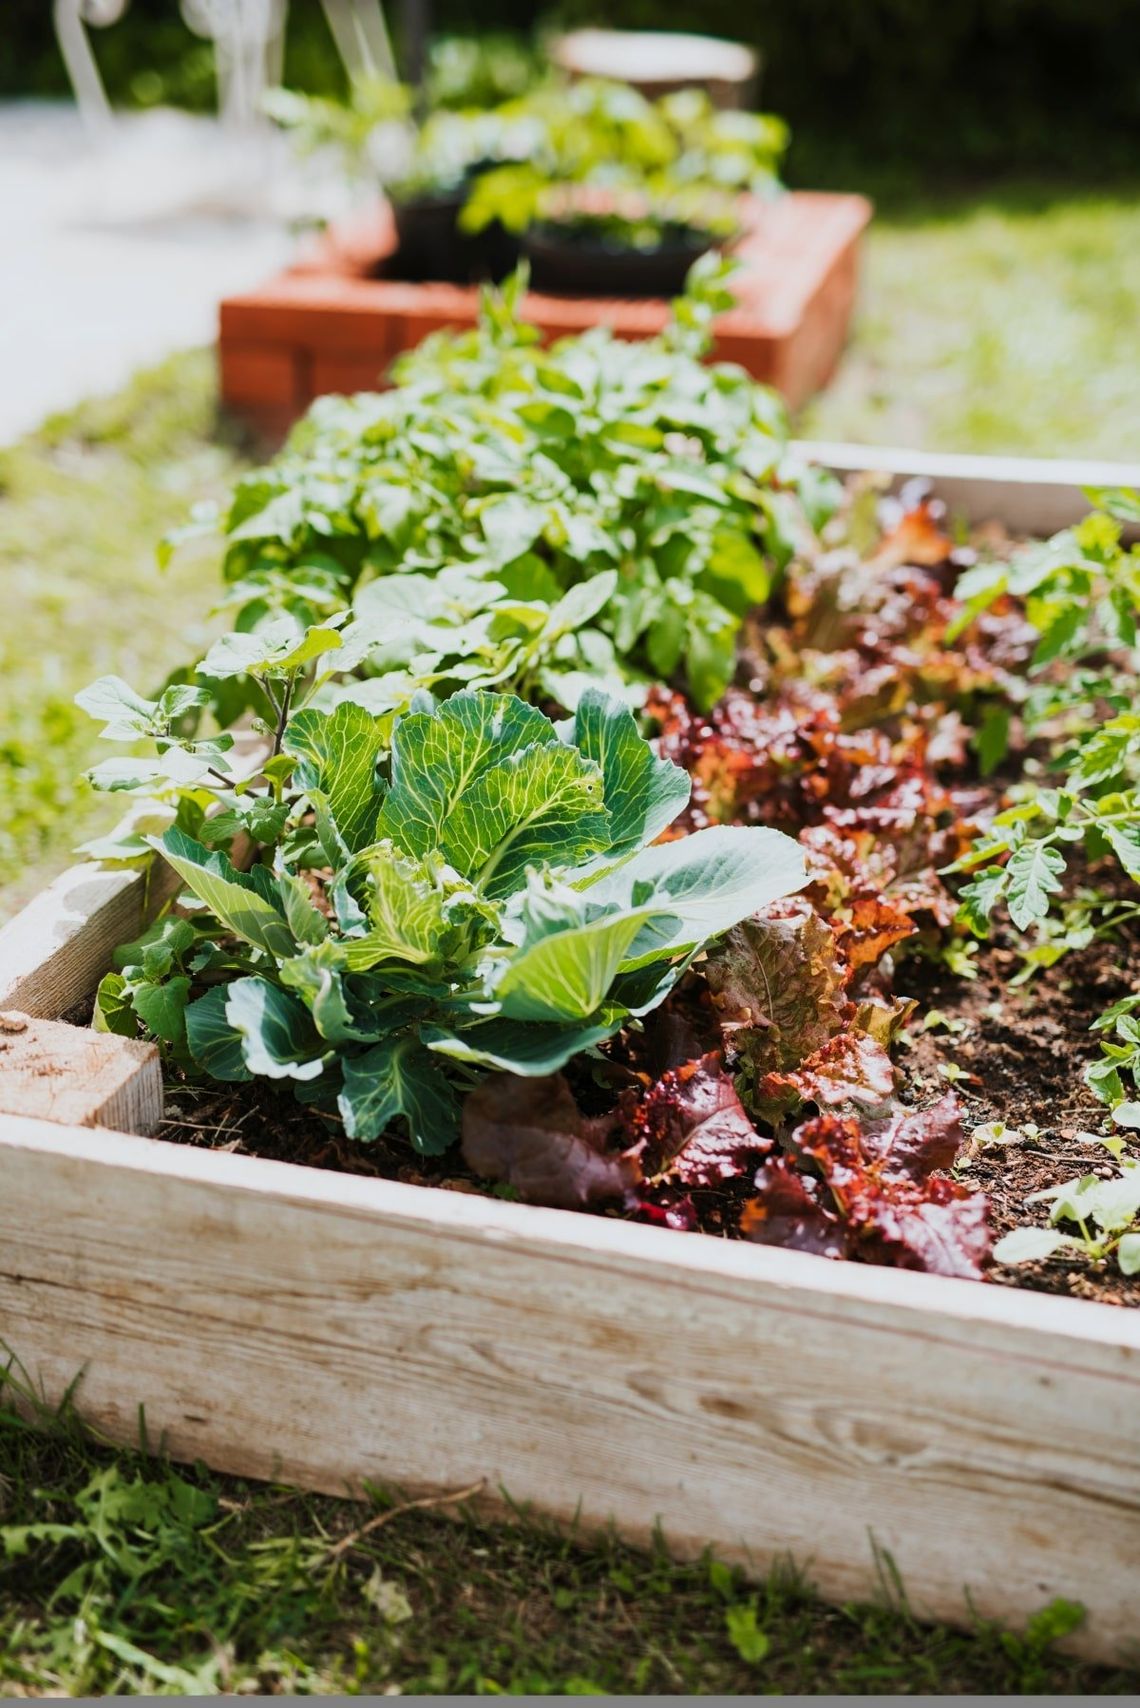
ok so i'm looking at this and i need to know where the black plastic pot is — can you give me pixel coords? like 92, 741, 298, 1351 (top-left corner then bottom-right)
522, 223, 716, 299
389, 189, 468, 283
388, 164, 522, 286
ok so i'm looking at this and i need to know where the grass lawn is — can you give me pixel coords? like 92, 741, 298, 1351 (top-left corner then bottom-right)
2, 179, 1140, 1695
802, 181, 1140, 459
1, 1377, 1133, 1696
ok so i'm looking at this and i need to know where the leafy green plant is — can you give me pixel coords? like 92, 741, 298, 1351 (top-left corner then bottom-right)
949, 490, 1140, 1102
724, 1602, 770, 1665
85, 677, 804, 1153
196, 263, 834, 716
458, 80, 784, 242
267, 63, 785, 255
263, 36, 545, 198
264, 78, 414, 185
993, 1156, 1140, 1276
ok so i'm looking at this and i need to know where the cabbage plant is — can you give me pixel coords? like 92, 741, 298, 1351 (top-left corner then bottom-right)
87, 681, 805, 1153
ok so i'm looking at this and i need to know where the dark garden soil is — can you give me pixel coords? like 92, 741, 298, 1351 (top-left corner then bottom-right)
902, 923, 1140, 1307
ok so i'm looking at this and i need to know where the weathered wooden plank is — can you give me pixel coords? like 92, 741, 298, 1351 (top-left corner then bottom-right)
798, 441, 1140, 536
0, 859, 178, 1020
0, 1013, 162, 1133
0, 733, 263, 1019
0, 1113, 1137, 1663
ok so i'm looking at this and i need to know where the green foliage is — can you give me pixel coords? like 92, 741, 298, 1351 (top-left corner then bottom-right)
73, 269, 820, 1156
85, 677, 804, 1151
457, 81, 786, 241
268, 67, 786, 234
951, 491, 1140, 1102
724, 1601, 770, 1665
994, 1157, 1140, 1275
204, 262, 832, 715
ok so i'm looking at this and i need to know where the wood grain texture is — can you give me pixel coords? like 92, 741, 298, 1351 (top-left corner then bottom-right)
0, 860, 177, 1019
0, 1113, 1138, 1664
0, 1013, 161, 1133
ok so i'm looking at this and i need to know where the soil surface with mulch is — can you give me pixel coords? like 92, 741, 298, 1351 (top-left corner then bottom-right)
901, 921, 1140, 1307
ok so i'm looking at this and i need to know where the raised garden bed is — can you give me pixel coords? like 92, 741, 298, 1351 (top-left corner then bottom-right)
3, 444, 1140, 1665
218, 192, 870, 439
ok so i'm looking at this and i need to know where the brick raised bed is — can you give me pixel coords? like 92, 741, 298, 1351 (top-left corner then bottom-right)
219, 192, 871, 438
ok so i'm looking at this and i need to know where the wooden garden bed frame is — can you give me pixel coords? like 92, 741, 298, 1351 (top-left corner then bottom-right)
218, 192, 872, 439
2, 448, 1140, 1665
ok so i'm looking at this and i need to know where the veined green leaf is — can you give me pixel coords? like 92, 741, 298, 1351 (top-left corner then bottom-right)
564, 687, 689, 857
338, 1038, 459, 1152
185, 986, 251, 1081
201, 617, 343, 681
443, 741, 610, 897
1103, 821, 1140, 882
581, 824, 807, 964
1006, 841, 1066, 931
225, 977, 326, 1080
93, 971, 137, 1038
157, 829, 296, 959
342, 845, 468, 971
492, 906, 669, 1023
376, 691, 611, 895
376, 690, 557, 857
278, 940, 383, 1043
132, 976, 191, 1047
87, 748, 215, 793
276, 871, 330, 945
421, 1016, 620, 1075
283, 701, 388, 853
75, 675, 161, 740
957, 865, 1009, 934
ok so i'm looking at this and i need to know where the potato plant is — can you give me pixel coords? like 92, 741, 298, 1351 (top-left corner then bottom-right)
184, 262, 836, 716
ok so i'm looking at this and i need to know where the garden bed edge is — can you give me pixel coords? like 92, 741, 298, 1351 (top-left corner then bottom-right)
3, 445, 1140, 1663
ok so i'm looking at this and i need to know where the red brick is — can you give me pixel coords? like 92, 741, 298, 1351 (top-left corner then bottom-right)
218, 192, 872, 429
218, 341, 300, 409
309, 353, 390, 399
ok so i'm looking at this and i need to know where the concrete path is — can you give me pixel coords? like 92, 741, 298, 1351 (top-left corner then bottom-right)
0, 101, 342, 444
